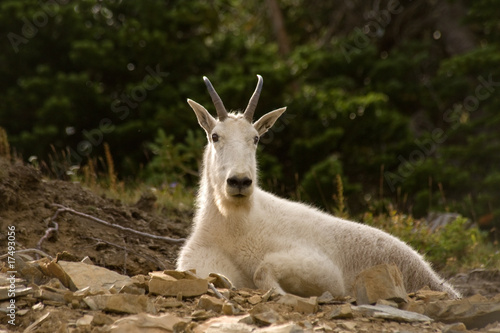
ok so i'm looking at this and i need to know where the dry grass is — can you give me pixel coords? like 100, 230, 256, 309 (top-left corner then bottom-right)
0, 127, 11, 160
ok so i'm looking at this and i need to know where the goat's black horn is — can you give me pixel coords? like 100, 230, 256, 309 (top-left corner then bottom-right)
243, 75, 263, 122
203, 76, 228, 121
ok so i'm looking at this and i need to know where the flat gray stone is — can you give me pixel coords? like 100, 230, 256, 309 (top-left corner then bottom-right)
57, 260, 133, 293
257, 323, 304, 333
83, 294, 156, 314
193, 315, 254, 333
148, 271, 207, 297
0, 286, 33, 300
109, 312, 189, 333
355, 304, 433, 322
277, 294, 318, 314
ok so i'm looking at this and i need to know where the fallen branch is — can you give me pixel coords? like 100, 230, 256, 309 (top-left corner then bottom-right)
36, 206, 65, 255
50, 204, 185, 244
209, 282, 229, 300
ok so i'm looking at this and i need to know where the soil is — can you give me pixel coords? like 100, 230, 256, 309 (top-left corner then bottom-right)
0, 158, 189, 277
0, 157, 499, 332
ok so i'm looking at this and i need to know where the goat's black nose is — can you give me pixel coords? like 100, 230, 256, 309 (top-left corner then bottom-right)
227, 176, 252, 189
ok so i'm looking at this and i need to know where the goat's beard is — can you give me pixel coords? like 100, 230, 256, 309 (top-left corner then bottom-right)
210, 184, 253, 216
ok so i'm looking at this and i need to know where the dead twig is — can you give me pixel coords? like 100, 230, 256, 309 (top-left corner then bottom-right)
36, 206, 65, 256
49, 204, 185, 244
209, 282, 228, 300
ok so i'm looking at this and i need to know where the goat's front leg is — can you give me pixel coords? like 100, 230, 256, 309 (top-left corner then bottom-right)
253, 261, 287, 294
253, 251, 346, 297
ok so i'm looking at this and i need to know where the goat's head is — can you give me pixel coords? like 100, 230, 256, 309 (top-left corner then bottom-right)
188, 75, 286, 206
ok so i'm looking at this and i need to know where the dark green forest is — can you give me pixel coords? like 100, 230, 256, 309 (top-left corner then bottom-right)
1, 0, 499, 232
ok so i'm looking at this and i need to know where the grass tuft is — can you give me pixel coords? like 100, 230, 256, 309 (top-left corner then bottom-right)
0, 127, 11, 160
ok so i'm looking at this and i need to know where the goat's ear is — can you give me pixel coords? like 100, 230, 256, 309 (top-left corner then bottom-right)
253, 107, 287, 136
187, 99, 217, 134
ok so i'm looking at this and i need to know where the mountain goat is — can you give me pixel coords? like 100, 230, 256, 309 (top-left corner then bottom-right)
176, 75, 461, 299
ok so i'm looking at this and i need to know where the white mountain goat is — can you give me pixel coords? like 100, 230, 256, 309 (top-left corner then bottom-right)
176, 75, 461, 299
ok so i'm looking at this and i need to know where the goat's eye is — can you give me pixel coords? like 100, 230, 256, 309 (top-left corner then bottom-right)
254, 136, 259, 145
212, 133, 219, 142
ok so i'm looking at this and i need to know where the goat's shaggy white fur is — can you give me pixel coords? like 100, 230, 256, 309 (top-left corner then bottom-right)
176, 76, 461, 299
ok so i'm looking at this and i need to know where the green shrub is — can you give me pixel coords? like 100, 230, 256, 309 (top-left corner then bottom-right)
363, 213, 498, 272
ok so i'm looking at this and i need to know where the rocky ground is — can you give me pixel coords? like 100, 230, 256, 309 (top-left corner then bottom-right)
0, 158, 499, 332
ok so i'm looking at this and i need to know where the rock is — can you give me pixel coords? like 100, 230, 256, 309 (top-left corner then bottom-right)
130, 274, 150, 292
23, 312, 51, 333
253, 310, 282, 326
262, 288, 276, 302
403, 299, 426, 314
355, 304, 433, 322
109, 312, 190, 333
222, 301, 241, 315
0, 272, 24, 286
34, 287, 67, 305
339, 321, 357, 331
81, 256, 94, 265
233, 295, 246, 305
0, 286, 33, 300
163, 270, 200, 280
326, 303, 354, 319
76, 314, 94, 326
257, 323, 304, 333
424, 294, 500, 329
17, 309, 29, 316
38, 260, 75, 290
354, 264, 408, 305
83, 293, 156, 314
148, 271, 207, 297
317, 291, 334, 304
197, 316, 302, 333
277, 294, 318, 314
12, 255, 49, 285
248, 294, 262, 305
238, 290, 252, 297
208, 272, 235, 289
414, 286, 450, 302
118, 283, 146, 295
191, 309, 214, 321
250, 304, 283, 326
194, 315, 254, 333
238, 314, 255, 325
92, 312, 115, 326
154, 296, 183, 309
484, 322, 500, 333
449, 269, 500, 298
198, 294, 224, 312
45, 260, 134, 293
376, 299, 399, 308
32, 302, 44, 311
442, 322, 467, 332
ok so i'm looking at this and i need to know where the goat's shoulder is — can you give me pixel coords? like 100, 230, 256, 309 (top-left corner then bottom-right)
253, 188, 396, 241
253, 188, 347, 232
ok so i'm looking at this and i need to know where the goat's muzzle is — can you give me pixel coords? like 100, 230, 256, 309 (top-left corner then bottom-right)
226, 175, 253, 197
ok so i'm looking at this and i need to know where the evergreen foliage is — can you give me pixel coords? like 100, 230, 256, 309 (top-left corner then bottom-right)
1, 0, 499, 235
